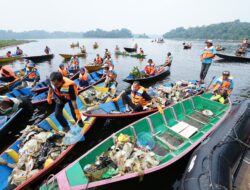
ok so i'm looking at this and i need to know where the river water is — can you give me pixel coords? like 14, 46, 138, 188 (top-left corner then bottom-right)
1, 39, 250, 189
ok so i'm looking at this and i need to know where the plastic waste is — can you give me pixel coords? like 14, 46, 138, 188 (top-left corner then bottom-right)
202, 109, 214, 116
43, 158, 53, 168
102, 168, 119, 179
117, 133, 130, 143
63, 126, 85, 145
137, 132, 155, 150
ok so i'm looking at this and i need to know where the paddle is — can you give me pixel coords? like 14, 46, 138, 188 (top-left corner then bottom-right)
205, 76, 216, 92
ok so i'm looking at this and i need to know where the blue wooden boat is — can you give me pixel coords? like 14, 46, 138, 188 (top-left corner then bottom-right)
6, 88, 35, 99
31, 69, 80, 93
32, 70, 104, 105
0, 78, 21, 95
0, 93, 96, 190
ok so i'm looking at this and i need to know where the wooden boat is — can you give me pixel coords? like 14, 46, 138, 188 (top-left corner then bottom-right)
59, 53, 86, 59
181, 100, 250, 190
70, 43, 79, 48
0, 55, 23, 63
216, 53, 250, 62
215, 46, 226, 51
0, 93, 96, 190
31, 70, 104, 105
183, 45, 192, 49
124, 47, 137, 53
82, 79, 205, 118
31, 69, 80, 93
130, 54, 147, 59
93, 43, 98, 49
115, 51, 130, 56
85, 64, 103, 73
123, 66, 170, 84
0, 78, 21, 95
40, 93, 231, 190
23, 54, 54, 63
6, 87, 34, 99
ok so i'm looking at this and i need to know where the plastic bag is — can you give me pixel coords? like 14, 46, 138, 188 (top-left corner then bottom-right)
137, 132, 155, 150
63, 126, 85, 145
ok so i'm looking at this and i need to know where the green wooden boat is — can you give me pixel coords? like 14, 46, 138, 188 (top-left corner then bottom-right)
115, 51, 130, 56
40, 93, 231, 190
130, 53, 147, 59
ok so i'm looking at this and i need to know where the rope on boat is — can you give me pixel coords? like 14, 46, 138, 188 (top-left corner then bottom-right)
44, 174, 56, 190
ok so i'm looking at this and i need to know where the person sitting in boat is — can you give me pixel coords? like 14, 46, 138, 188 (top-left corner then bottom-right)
80, 45, 86, 54
0, 65, 17, 82
144, 59, 156, 76
16, 47, 23, 55
104, 54, 114, 70
58, 64, 69, 77
78, 67, 90, 88
22, 62, 40, 87
94, 54, 103, 64
115, 45, 120, 52
102, 64, 117, 89
6, 51, 12, 57
139, 48, 144, 55
47, 72, 83, 132
164, 52, 173, 67
210, 71, 234, 104
69, 55, 80, 70
44, 46, 50, 54
120, 81, 152, 112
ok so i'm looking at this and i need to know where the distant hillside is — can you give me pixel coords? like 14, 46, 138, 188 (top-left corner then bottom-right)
0, 30, 82, 39
134, 33, 149, 38
82, 28, 133, 38
163, 20, 250, 40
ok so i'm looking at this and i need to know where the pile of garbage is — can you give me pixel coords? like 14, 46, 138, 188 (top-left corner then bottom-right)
83, 133, 159, 182
80, 89, 114, 107
8, 125, 67, 186
148, 80, 205, 106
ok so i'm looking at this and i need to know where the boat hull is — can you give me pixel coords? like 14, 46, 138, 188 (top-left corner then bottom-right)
59, 53, 86, 59
216, 53, 250, 62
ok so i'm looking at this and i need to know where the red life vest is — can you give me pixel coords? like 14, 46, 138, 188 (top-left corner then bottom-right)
27, 68, 38, 79
144, 64, 156, 75
95, 57, 103, 64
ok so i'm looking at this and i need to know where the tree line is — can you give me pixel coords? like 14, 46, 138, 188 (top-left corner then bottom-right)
163, 20, 250, 40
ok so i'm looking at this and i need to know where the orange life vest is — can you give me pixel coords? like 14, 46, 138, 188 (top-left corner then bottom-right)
52, 77, 78, 100
106, 60, 114, 70
58, 68, 68, 77
95, 57, 103, 64
71, 58, 79, 66
0, 66, 15, 78
131, 86, 148, 106
107, 70, 117, 81
202, 46, 215, 59
79, 72, 88, 81
144, 64, 156, 75
26, 68, 38, 79
213, 77, 233, 95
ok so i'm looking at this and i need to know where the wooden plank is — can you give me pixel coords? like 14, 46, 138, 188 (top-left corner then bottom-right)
179, 125, 198, 138
170, 121, 189, 133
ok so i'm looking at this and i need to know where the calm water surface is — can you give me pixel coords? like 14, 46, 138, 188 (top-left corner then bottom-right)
1, 39, 249, 189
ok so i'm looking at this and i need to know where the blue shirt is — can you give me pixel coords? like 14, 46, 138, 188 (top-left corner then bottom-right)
202, 46, 216, 64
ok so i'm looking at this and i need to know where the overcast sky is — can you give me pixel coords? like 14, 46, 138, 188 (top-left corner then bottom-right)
1, 0, 249, 34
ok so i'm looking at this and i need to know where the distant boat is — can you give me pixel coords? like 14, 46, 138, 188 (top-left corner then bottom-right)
183, 43, 192, 49
124, 47, 137, 53
216, 53, 250, 62
23, 54, 54, 63
59, 53, 86, 59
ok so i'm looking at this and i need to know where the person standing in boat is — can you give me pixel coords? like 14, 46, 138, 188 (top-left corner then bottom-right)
210, 71, 234, 104
16, 47, 23, 55
144, 59, 156, 77
78, 67, 90, 89
134, 43, 138, 52
94, 54, 103, 64
119, 81, 152, 112
22, 62, 40, 87
47, 72, 83, 132
199, 40, 216, 84
0, 65, 17, 82
104, 49, 110, 59
164, 52, 173, 67
44, 46, 50, 55
102, 64, 117, 89
58, 64, 69, 77
80, 45, 86, 54
69, 55, 80, 70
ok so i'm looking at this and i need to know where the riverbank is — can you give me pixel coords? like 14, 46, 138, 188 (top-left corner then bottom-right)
0, 39, 35, 49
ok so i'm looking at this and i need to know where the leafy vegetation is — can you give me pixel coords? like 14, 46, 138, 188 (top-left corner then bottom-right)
83, 28, 133, 38
0, 39, 34, 48
163, 20, 250, 40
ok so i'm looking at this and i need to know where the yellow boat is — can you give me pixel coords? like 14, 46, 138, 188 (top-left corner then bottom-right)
59, 53, 86, 59
85, 64, 103, 73
0, 55, 23, 63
